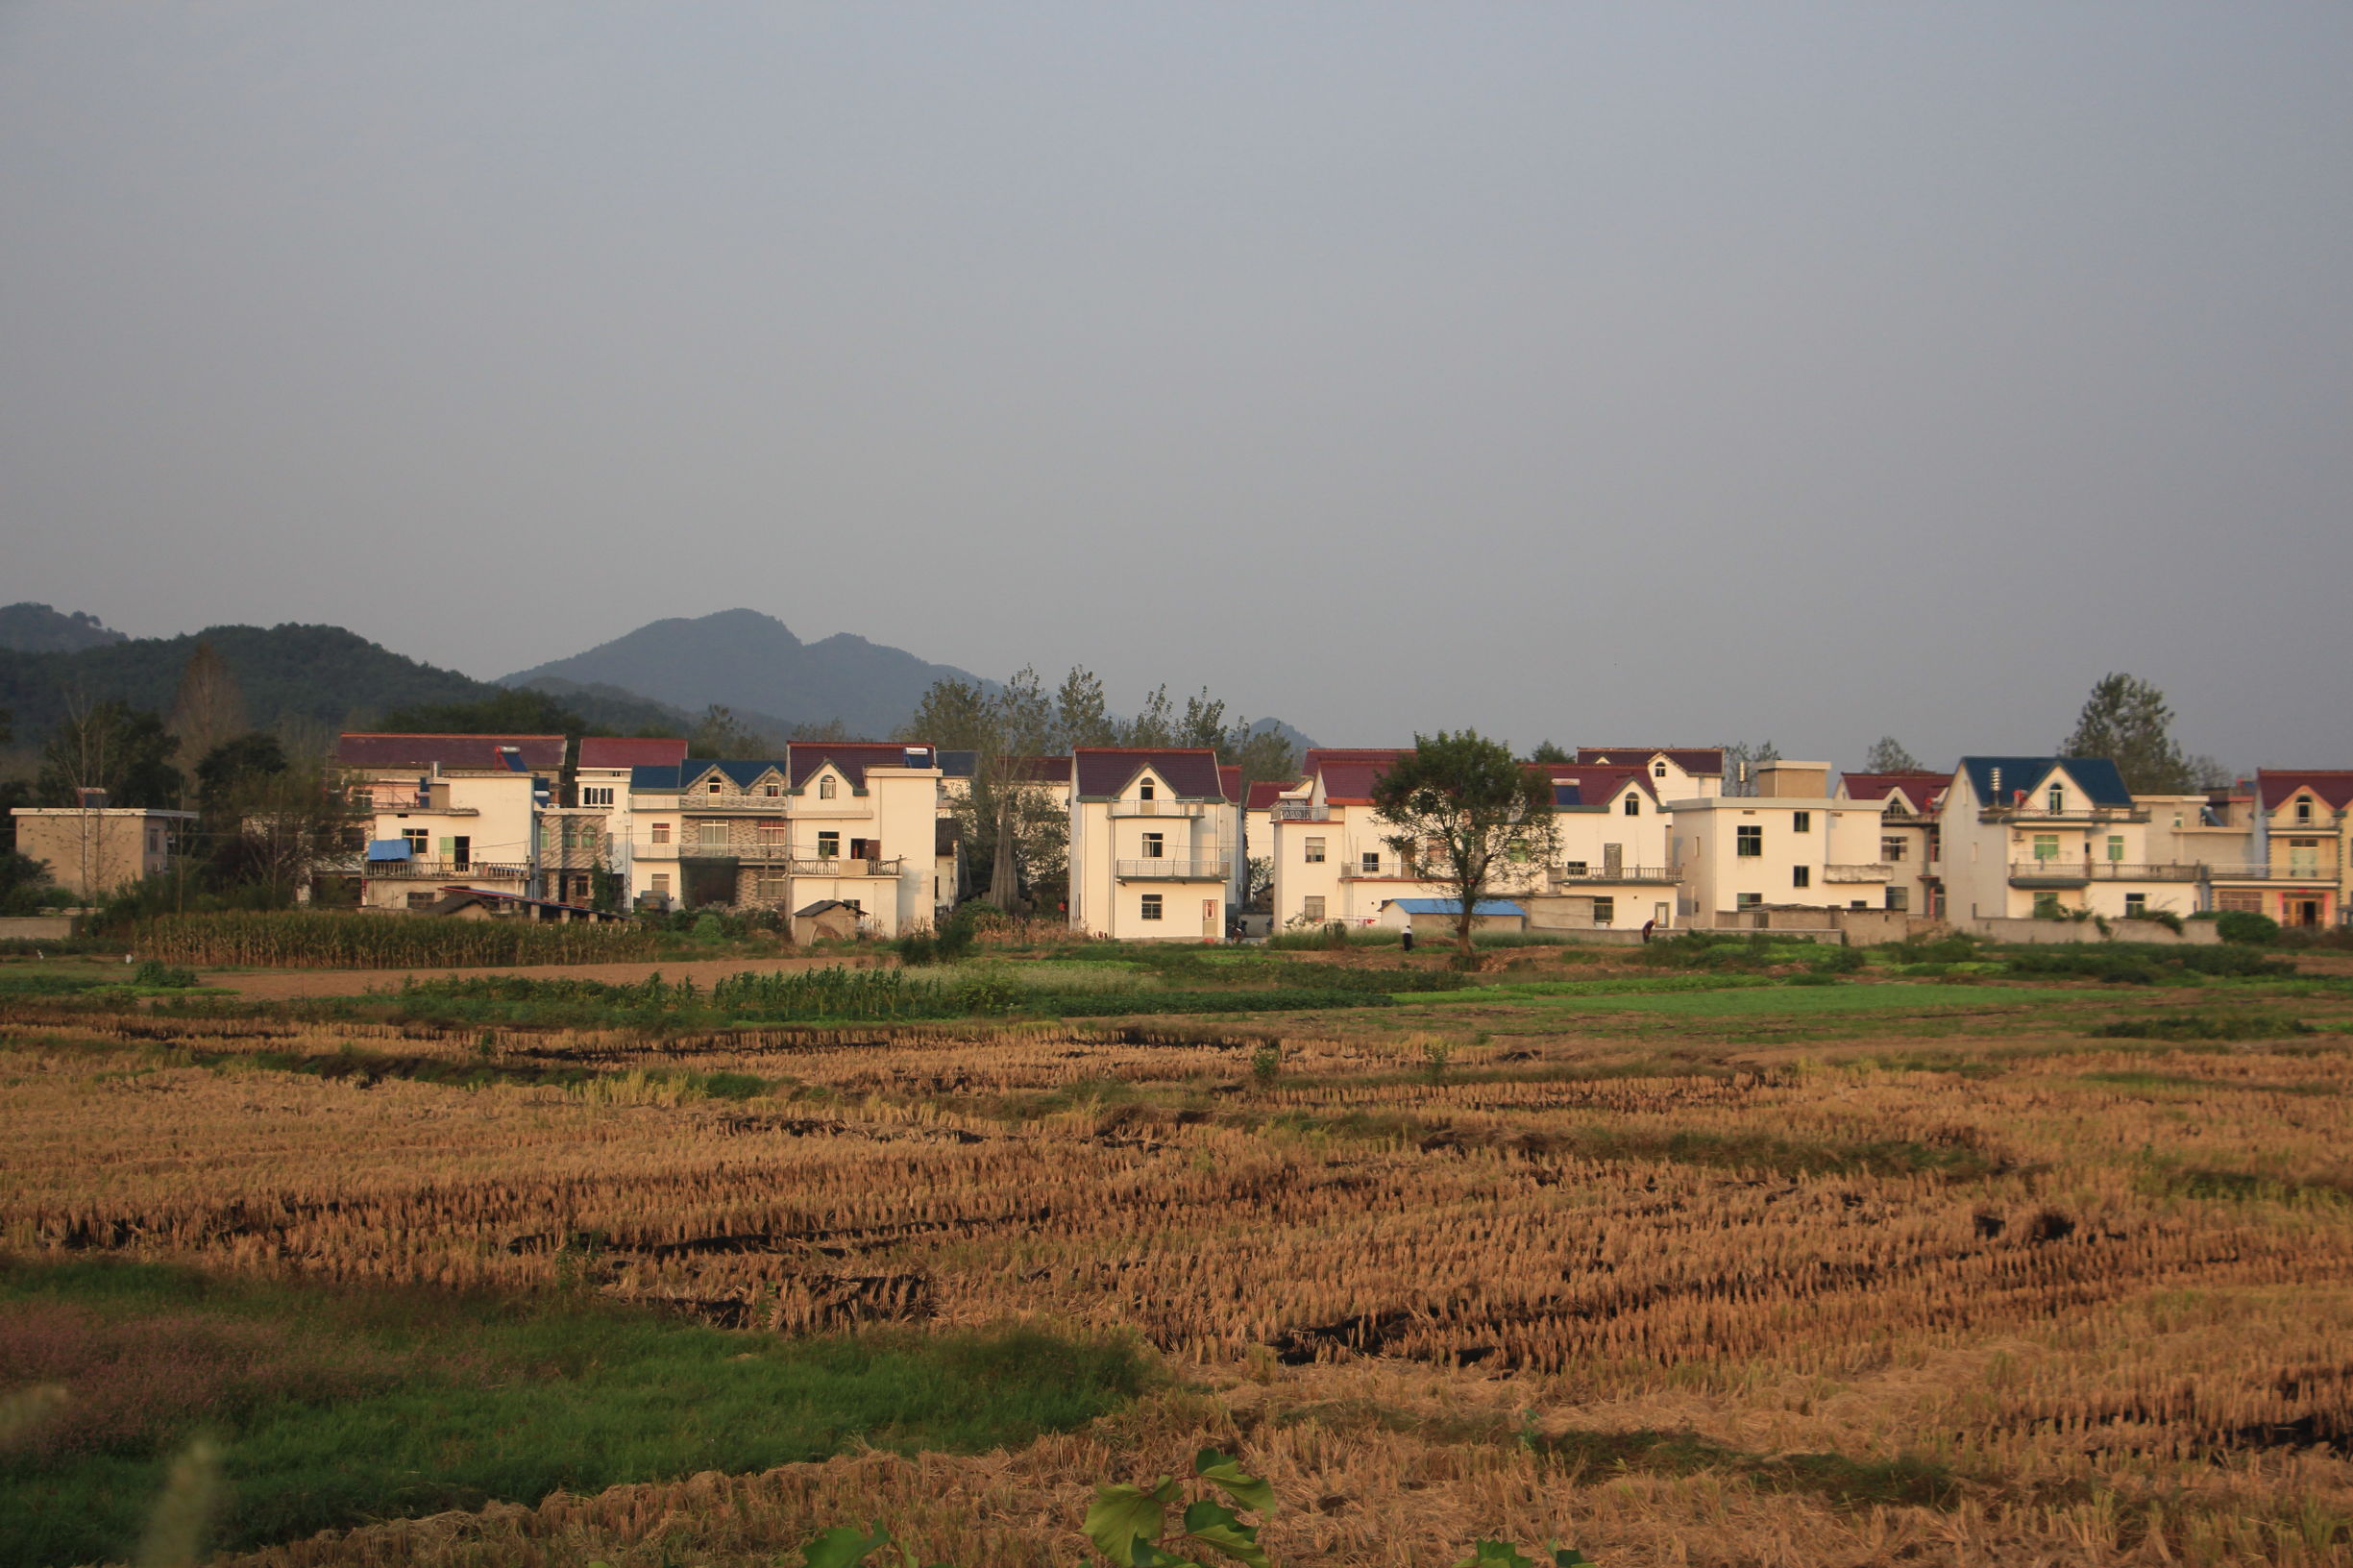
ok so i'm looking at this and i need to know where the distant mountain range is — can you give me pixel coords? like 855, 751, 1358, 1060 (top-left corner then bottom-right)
1, 603, 1314, 762
501, 610, 992, 742
0, 602, 129, 654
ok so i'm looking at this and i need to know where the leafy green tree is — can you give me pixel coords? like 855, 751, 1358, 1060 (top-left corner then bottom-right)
2060, 673, 2195, 794
1863, 736, 1922, 773
1121, 684, 1178, 748
195, 732, 287, 820
37, 699, 182, 808
896, 678, 993, 752
380, 687, 589, 738
1529, 740, 1570, 764
1370, 730, 1558, 959
686, 704, 779, 759
1222, 721, 1298, 786
1053, 667, 1119, 749
1719, 739, 1780, 797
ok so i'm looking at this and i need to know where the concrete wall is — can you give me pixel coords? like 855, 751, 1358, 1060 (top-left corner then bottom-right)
0, 915, 77, 941
1964, 916, 2221, 945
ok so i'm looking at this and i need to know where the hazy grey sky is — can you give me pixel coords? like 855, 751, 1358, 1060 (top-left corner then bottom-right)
5, 3, 2349, 767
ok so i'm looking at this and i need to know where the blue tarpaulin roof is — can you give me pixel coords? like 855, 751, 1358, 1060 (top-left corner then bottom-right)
365, 839, 413, 861
1389, 898, 1524, 917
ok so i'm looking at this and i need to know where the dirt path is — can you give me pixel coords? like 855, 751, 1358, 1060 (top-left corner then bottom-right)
208, 952, 890, 1000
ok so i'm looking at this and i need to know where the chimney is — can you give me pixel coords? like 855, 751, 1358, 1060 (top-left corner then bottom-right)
1755, 762, 1830, 798
76, 787, 108, 809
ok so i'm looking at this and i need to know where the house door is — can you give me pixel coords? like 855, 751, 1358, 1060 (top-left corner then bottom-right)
451, 836, 471, 869
1202, 898, 1219, 940
2294, 899, 2320, 928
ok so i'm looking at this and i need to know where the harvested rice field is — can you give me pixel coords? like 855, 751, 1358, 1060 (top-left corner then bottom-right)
4, 935, 2353, 1567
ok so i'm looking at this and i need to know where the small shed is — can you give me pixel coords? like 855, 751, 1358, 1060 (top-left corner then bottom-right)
792, 899, 862, 945
1377, 897, 1527, 937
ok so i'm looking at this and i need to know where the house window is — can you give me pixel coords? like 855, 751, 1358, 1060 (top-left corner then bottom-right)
402, 828, 429, 857
1593, 896, 1615, 926
650, 821, 671, 845
1736, 893, 1763, 910
698, 821, 729, 849
2291, 840, 2320, 874
650, 873, 671, 895
2106, 835, 2124, 862
2124, 893, 2147, 918
758, 821, 787, 850
1881, 836, 1907, 862
756, 874, 789, 901
1142, 832, 1164, 859
1736, 826, 1762, 857
2033, 834, 2060, 862
2296, 798, 2313, 823
1561, 861, 1588, 876
1885, 888, 1908, 912
1361, 850, 1381, 873
1304, 836, 1327, 864
818, 831, 840, 858
2033, 893, 2063, 919
1792, 811, 1811, 833
1140, 894, 1164, 920
1791, 866, 1810, 889
2047, 785, 2065, 814
765, 785, 781, 797
819, 775, 837, 799
1303, 895, 1326, 921
1622, 795, 1641, 817
707, 779, 723, 796
405, 891, 435, 910
580, 786, 614, 808
1654, 761, 1667, 778
1140, 779, 1156, 800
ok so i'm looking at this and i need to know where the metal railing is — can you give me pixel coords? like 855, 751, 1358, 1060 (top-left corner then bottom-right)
1338, 857, 1409, 879
1107, 799, 1208, 818
361, 860, 530, 882
1270, 802, 1335, 821
1116, 858, 1232, 880
1550, 864, 1681, 884
1823, 863, 1895, 883
783, 857, 904, 876
2203, 862, 2339, 882
2008, 861, 2211, 885
1978, 806, 2150, 824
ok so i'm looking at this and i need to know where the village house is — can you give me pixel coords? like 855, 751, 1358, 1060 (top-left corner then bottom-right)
1670, 761, 1895, 926
1519, 763, 1681, 932
1934, 756, 2198, 923
333, 733, 603, 911
1833, 771, 1950, 919
1066, 747, 1242, 940
574, 736, 688, 898
10, 792, 196, 899
625, 743, 943, 935
1574, 747, 1725, 798
1265, 749, 1446, 929
2241, 771, 2351, 928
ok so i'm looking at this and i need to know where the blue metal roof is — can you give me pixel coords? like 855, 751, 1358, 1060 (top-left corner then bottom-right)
365, 839, 413, 861
627, 758, 789, 793
1390, 898, 1525, 917
1957, 756, 2133, 808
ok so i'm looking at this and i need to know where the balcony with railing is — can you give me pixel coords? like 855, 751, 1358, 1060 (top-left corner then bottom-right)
1107, 799, 1208, 819
1823, 863, 1895, 883
2203, 862, 2339, 884
1550, 863, 1681, 885
1978, 804, 2149, 825
1338, 856, 1413, 880
781, 857, 904, 877
2009, 860, 2209, 888
1115, 858, 1232, 880
1270, 802, 1336, 822
363, 859, 530, 883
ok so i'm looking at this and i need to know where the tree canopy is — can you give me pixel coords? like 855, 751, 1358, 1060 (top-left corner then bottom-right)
2060, 674, 2197, 794
1863, 736, 1923, 773
1370, 730, 1557, 958
37, 700, 183, 808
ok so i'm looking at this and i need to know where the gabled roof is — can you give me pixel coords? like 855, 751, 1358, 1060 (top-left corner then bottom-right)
1071, 747, 1227, 800
2257, 771, 2353, 812
788, 742, 938, 794
628, 758, 789, 793
335, 733, 566, 772
1545, 764, 1658, 810
1575, 747, 1725, 776
1245, 778, 1302, 811
1838, 772, 1950, 811
1956, 756, 2134, 809
1305, 748, 1410, 805
1218, 766, 1242, 804
576, 737, 687, 771
1388, 898, 1525, 917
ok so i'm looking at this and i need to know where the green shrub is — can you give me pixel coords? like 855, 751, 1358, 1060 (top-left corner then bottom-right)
2215, 910, 2281, 945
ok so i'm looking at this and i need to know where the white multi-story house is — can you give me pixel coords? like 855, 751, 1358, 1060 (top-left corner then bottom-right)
575, 737, 687, 896
1574, 747, 1725, 798
1936, 756, 2199, 922
2239, 772, 2350, 928
1525, 763, 1681, 931
1833, 771, 1949, 918
1067, 747, 1243, 940
336, 733, 603, 911
1670, 761, 1895, 924
1266, 749, 1444, 929
625, 743, 944, 934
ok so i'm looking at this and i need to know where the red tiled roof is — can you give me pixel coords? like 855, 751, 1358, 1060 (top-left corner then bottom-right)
1302, 748, 1409, 805
1072, 747, 1227, 800
576, 736, 687, 771
1014, 756, 1072, 784
788, 741, 939, 792
1245, 779, 1302, 811
1839, 772, 1951, 808
335, 733, 566, 772
1545, 763, 1658, 807
1218, 766, 1242, 804
2257, 771, 2353, 812
1574, 747, 1725, 775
